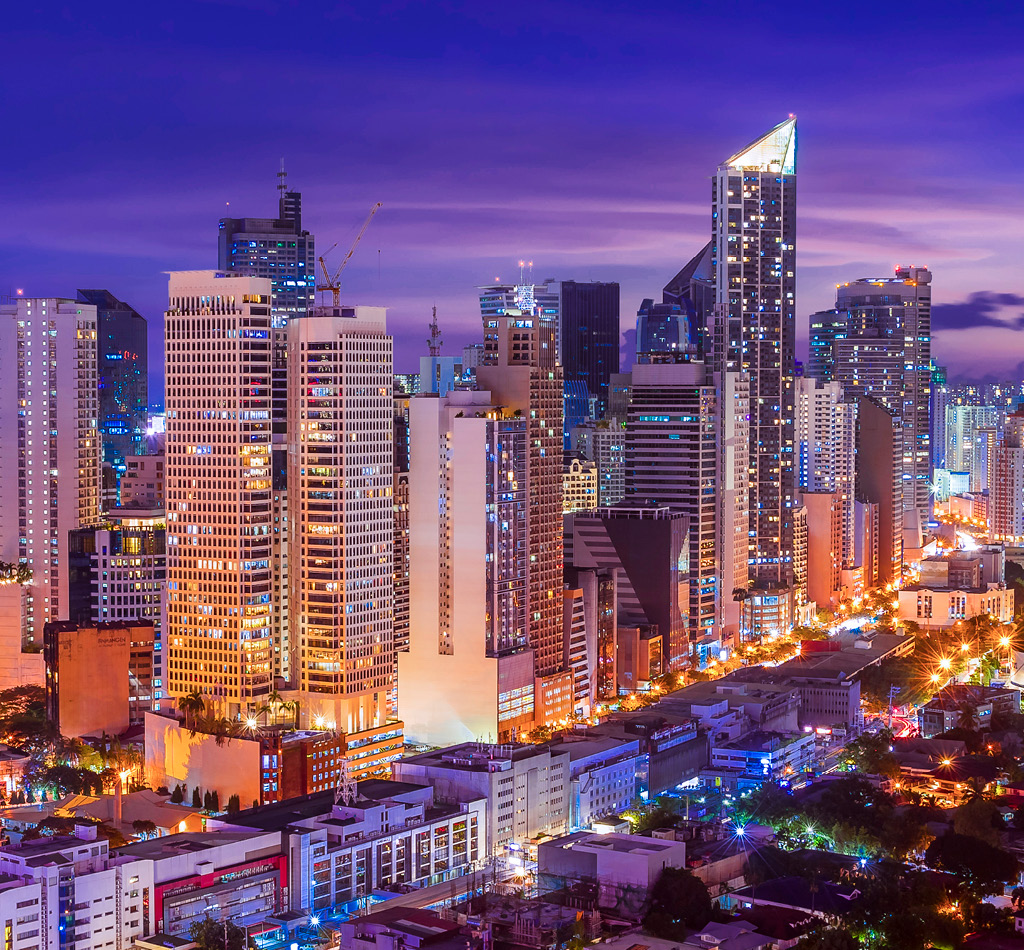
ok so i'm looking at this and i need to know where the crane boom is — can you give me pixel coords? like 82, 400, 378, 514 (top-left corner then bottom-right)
316, 202, 382, 308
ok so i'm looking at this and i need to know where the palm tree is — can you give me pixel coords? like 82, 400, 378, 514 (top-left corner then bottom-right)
179, 691, 206, 733
265, 689, 283, 725
958, 701, 979, 732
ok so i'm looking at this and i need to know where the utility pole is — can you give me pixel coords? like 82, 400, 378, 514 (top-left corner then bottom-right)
888, 685, 901, 731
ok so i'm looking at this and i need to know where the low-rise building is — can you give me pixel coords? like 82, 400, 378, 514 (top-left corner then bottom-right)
898, 582, 1014, 630
537, 831, 687, 918
542, 733, 641, 830
393, 743, 569, 856
709, 731, 815, 783
919, 684, 1021, 738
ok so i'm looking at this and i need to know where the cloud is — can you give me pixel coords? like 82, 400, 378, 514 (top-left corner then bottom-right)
931, 292, 1024, 332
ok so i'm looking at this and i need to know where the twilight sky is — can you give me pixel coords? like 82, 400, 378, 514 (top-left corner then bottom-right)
4, 0, 1024, 393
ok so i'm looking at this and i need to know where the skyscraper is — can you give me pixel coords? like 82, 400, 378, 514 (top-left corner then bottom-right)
476, 294, 572, 723
77, 290, 148, 485
663, 241, 714, 359
559, 280, 620, 417
163, 272, 274, 715
287, 306, 399, 763
0, 296, 101, 643
635, 300, 693, 360
991, 408, 1024, 544
219, 180, 316, 434
807, 308, 846, 382
836, 268, 932, 534
711, 118, 797, 589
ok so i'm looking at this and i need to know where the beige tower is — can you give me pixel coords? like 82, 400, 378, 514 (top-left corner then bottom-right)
164, 272, 274, 715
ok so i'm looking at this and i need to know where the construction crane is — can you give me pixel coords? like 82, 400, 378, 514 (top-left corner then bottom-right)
317, 202, 382, 308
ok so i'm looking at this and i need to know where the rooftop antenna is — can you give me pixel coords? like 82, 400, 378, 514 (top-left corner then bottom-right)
335, 757, 357, 806
277, 158, 288, 196
427, 306, 443, 357
518, 260, 534, 283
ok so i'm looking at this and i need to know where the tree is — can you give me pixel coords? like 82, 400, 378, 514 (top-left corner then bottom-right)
226, 794, 241, 814
925, 833, 1018, 893
189, 915, 252, 950
794, 929, 859, 950
953, 797, 1002, 847
192, 787, 202, 808
958, 701, 979, 731
203, 790, 213, 811
642, 867, 712, 937
210, 790, 220, 812
132, 819, 157, 838
179, 691, 206, 732
170, 784, 184, 804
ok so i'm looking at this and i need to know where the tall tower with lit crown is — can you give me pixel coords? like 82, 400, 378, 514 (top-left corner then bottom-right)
711, 118, 797, 591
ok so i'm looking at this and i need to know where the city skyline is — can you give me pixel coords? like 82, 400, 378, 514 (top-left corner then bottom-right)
4, 2, 1024, 386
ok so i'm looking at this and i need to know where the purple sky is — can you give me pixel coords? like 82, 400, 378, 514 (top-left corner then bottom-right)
4, 1, 1024, 391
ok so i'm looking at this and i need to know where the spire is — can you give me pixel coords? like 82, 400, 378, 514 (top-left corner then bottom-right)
723, 117, 796, 174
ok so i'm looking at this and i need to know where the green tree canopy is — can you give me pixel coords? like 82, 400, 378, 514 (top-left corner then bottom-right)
642, 867, 712, 938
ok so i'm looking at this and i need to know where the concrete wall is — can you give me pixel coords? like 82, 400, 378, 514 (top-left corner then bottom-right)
144, 713, 261, 807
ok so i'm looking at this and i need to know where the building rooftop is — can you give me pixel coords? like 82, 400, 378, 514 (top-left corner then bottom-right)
400, 742, 558, 771
542, 831, 680, 855
730, 875, 859, 916
111, 830, 257, 859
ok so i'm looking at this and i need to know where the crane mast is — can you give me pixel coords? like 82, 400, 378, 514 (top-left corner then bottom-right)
316, 202, 382, 308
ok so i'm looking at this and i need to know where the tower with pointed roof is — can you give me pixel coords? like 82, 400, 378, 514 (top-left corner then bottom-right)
711, 117, 798, 593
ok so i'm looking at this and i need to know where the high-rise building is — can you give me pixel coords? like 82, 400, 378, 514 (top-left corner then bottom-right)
807, 308, 846, 382
399, 390, 545, 745
711, 118, 797, 589
476, 308, 570, 716
635, 300, 693, 360
68, 508, 166, 697
76, 290, 148, 487
930, 364, 948, 470
287, 306, 399, 756
856, 397, 904, 585
625, 359, 717, 655
0, 296, 101, 643
572, 422, 626, 507
836, 267, 932, 533
795, 378, 857, 569
663, 241, 714, 359
219, 181, 315, 434
991, 408, 1024, 544
559, 280, 620, 417
163, 272, 274, 715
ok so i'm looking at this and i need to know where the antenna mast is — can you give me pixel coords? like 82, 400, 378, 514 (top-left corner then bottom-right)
277, 158, 287, 196
427, 306, 443, 357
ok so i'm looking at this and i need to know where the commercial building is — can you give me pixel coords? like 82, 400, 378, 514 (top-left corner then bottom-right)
856, 396, 903, 585
559, 280, 620, 418
807, 308, 847, 382
77, 289, 148, 486
565, 505, 689, 681
711, 118, 797, 590
837, 267, 932, 532
624, 359, 717, 650
919, 684, 1020, 738
399, 390, 546, 745
44, 620, 155, 738
394, 743, 570, 855
634, 300, 693, 360
538, 831, 688, 917
476, 303, 571, 726
68, 508, 166, 689
287, 306, 399, 752
897, 578, 1014, 630
120, 454, 165, 509
563, 455, 598, 513
709, 730, 815, 783
0, 296, 101, 643
163, 271, 275, 716
991, 408, 1024, 544
572, 422, 626, 507
218, 179, 315, 433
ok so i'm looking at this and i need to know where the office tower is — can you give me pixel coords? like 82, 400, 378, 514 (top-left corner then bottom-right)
856, 397, 904, 585
807, 309, 847, 382
476, 310, 569, 710
219, 179, 315, 434
795, 378, 857, 569
663, 241, 714, 359
991, 408, 1024, 544
833, 335, 904, 411
945, 404, 999, 475
711, 118, 797, 589
559, 280, 620, 417
635, 299, 693, 360
0, 296, 101, 643
164, 272, 274, 715
393, 391, 411, 660
625, 360, 717, 654
288, 306, 398, 754
572, 422, 626, 506
566, 505, 690, 680
76, 290, 148, 488
400, 390, 542, 745
930, 364, 948, 470
68, 509, 166, 695
836, 267, 932, 532
120, 453, 165, 508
